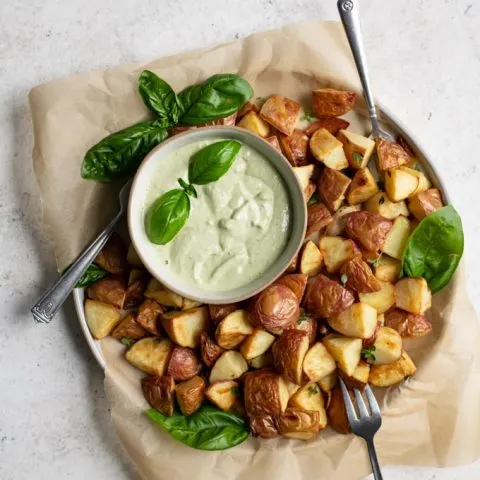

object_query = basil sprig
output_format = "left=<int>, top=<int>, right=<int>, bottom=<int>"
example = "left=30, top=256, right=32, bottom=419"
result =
left=75, top=263, right=108, bottom=288
left=146, top=140, right=241, bottom=245
left=81, top=71, right=253, bottom=182
left=146, top=406, right=249, bottom=450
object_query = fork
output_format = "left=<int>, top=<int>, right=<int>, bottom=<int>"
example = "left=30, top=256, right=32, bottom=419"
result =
left=31, top=180, right=132, bottom=324
left=339, top=378, right=384, bottom=480
left=337, top=0, right=396, bottom=142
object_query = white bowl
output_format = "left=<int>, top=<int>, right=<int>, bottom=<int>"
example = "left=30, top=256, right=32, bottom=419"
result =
left=127, top=126, right=307, bottom=305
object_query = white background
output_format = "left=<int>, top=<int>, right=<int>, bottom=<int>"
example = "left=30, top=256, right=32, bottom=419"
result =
left=1, top=0, right=480, bottom=478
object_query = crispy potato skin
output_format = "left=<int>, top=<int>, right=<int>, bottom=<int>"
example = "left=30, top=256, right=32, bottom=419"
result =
left=384, top=309, right=432, bottom=338
left=345, top=211, right=393, bottom=252
left=124, top=271, right=149, bottom=309
left=311, top=88, right=356, bottom=118
left=86, top=276, right=126, bottom=309
left=340, top=256, right=381, bottom=293
left=304, top=274, right=355, bottom=317
left=326, top=386, right=351, bottom=434
left=94, top=233, right=126, bottom=275
left=208, top=304, right=240, bottom=325
left=166, top=346, right=202, bottom=381
left=201, top=112, right=237, bottom=127
left=265, top=135, right=282, bottom=152
left=318, top=167, right=352, bottom=212
left=244, top=370, right=287, bottom=417
left=288, top=309, right=317, bottom=344
left=280, top=129, right=309, bottom=166
left=168, top=125, right=198, bottom=136
left=362, top=320, right=382, bottom=349
left=249, top=415, right=279, bottom=438
left=307, top=203, right=333, bottom=237
left=248, top=284, right=300, bottom=334
left=408, top=188, right=443, bottom=220
left=272, top=330, right=309, bottom=384
left=276, top=408, right=321, bottom=439
left=304, top=118, right=350, bottom=136
left=237, top=101, right=259, bottom=119
left=259, top=95, right=301, bottom=136
left=111, top=313, right=147, bottom=341
left=199, top=332, right=224, bottom=367
left=141, top=375, right=175, bottom=417
left=175, top=376, right=205, bottom=416
left=136, top=298, right=165, bottom=335
left=273, top=274, right=308, bottom=303
left=376, top=138, right=411, bottom=171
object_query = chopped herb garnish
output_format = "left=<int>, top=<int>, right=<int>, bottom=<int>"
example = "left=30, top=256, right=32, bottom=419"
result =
left=307, top=193, right=320, bottom=206
left=301, top=111, right=317, bottom=122
left=361, top=346, right=376, bottom=361
left=231, top=386, right=240, bottom=396
left=414, top=164, right=422, bottom=171
left=307, top=385, right=318, bottom=396
left=352, top=152, right=363, bottom=166
left=340, top=273, right=348, bottom=285
left=297, top=312, right=309, bottom=324
left=120, top=337, right=135, bottom=347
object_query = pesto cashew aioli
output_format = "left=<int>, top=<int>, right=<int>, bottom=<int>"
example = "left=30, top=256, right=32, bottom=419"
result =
left=143, top=139, right=291, bottom=291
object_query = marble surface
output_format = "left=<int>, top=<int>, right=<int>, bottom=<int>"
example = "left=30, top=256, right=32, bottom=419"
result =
left=1, top=0, right=480, bottom=478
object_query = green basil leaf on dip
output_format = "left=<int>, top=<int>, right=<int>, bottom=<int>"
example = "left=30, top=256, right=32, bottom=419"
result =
left=146, top=405, right=249, bottom=451
left=81, top=121, right=168, bottom=182
left=401, top=205, right=464, bottom=293
left=179, top=74, right=254, bottom=125
left=188, top=140, right=241, bottom=185
left=146, top=189, right=190, bottom=245
left=75, top=264, right=108, bottom=288
left=138, top=70, right=183, bottom=125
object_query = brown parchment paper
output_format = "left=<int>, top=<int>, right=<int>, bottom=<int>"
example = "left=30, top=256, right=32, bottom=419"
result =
left=30, top=20, right=480, bottom=480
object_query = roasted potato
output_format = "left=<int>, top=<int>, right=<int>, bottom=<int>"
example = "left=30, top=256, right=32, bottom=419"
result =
left=374, top=255, right=401, bottom=283
left=277, top=408, right=322, bottom=440
left=265, top=135, right=282, bottom=152
left=318, top=167, right=352, bottom=211
left=84, top=299, right=121, bottom=339
left=319, top=236, right=360, bottom=273
left=141, top=375, right=175, bottom=416
left=325, top=205, right=361, bottom=236
left=338, top=361, right=370, bottom=390
left=249, top=415, right=279, bottom=439
left=168, top=125, right=197, bottom=136
left=175, top=376, right=205, bottom=416
left=237, top=111, right=271, bottom=137
left=244, top=370, right=289, bottom=416
left=369, top=351, right=416, bottom=387
left=280, top=129, right=309, bottom=166
left=144, top=278, right=184, bottom=309
left=369, top=326, right=402, bottom=365
left=347, top=167, right=379, bottom=204
left=304, top=274, right=355, bottom=317
left=364, top=192, right=410, bottom=220
left=376, top=138, right=411, bottom=171
left=111, top=312, right=146, bottom=341
left=209, top=351, right=248, bottom=383
left=306, top=203, right=333, bottom=237
left=311, top=88, right=356, bottom=118
left=326, top=386, right=351, bottom=434
left=199, top=332, right=224, bottom=367
left=161, top=306, right=209, bottom=348
left=299, top=240, right=323, bottom=276
left=94, top=233, right=126, bottom=274
left=136, top=298, right=165, bottom=335
left=239, top=328, right=275, bottom=360
left=385, top=168, right=419, bottom=202
left=86, top=276, right=126, bottom=309
left=304, top=117, right=350, bottom=136
left=274, top=274, right=308, bottom=303
left=201, top=112, right=237, bottom=126
left=337, top=129, right=375, bottom=169
left=404, top=166, right=431, bottom=196
left=290, top=310, right=317, bottom=344
left=345, top=211, right=393, bottom=252
left=259, top=95, right=301, bottom=136
left=288, top=383, right=326, bottom=416
left=323, top=334, right=362, bottom=376
left=248, top=284, right=299, bottom=335
left=327, top=303, right=378, bottom=339
left=125, top=338, right=173, bottom=376
left=287, top=252, right=299, bottom=273
left=126, top=242, right=143, bottom=268
left=381, top=216, right=411, bottom=259
left=166, top=346, right=202, bottom=381
left=183, top=298, right=202, bottom=310
left=302, top=342, right=336, bottom=382
left=318, top=370, right=338, bottom=393
left=394, top=278, right=432, bottom=314
left=215, top=310, right=253, bottom=349
left=272, top=330, right=310, bottom=384
left=310, top=128, right=349, bottom=170
left=339, top=256, right=381, bottom=293
left=206, top=380, right=239, bottom=411
left=362, top=320, right=382, bottom=349
left=282, top=378, right=300, bottom=398
left=408, top=188, right=443, bottom=220
left=358, top=280, right=396, bottom=314
left=304, top=182, right=316, bottom=203
left=248, top=351, right=274, bottom=369
left=384, top=308, right=432, bottom=338
left=124, top=269, right=149, bottom=309
left=237, top=101, right=259, bottom=119
left=293, top=164, right=315, bottom=200
left=208, top=303, right=240, bottom=325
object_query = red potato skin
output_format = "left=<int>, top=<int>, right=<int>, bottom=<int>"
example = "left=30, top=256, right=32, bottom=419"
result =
left=272, top=330, right=309, bottom=384
left=273, top=274, right=308, bottom=303
left=280, top=129, right=310, bottom=167
left=288, top=309, right=317, bottom=344
left=237, top=101, right=259, bottom=119
left=345, top=211, right=393, bottom=252
left=384, top=309, right=433, bottom=338
left=136, top=298, right=165, bottom=335
left=244, top=370, right=286, bottom=417
left=124, top=271, right=149, bottom=309
left=199, top=332, right=224, bottom=367
left=141, top=375, right=176, bottom=417
left=303, top=274, right=355, bottom=318
left=94, top=233, right=126, bottom=275
left=339, top=256, right=381, bottom=293
left=86, top=276, right=126, bottom=309
left=362, top=320, right=382, bottom=349
left=276, top=408, right=321, bottom=437
left=208, top=304, right=240, bottom=325
left=307, top=203, right=333, bottom=237
left=327, top=386, right=351, bottom=434
left=312, top=89, right=357, bottom=118
left=166, top=346, right=202, bottom=381
left=265, top=136, right=282, bottom=152
left=248, top=284, right=300, bottom=334
left=249, top=415, right=279, bottom=438
left=175, top=376, right=206, bottom=416
left=304, top=118, right=350, bottom=137
left=111, top=314, right=147, bottom=341
left=201, top=112, right=237, bottom=127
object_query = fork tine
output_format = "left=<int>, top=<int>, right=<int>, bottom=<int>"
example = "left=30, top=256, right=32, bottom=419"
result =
left=364, top=385, right=381, bottom=417
left=339, top=378, right=357, bottom=423
left=354, top=388, right=369, bottom=418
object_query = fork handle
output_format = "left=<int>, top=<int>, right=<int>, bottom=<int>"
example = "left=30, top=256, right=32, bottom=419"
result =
left=31, top=210, right=123, bottom=324
left=366, top=439, right=383, bottom=480
left=337, top=0, right=380, bottom=134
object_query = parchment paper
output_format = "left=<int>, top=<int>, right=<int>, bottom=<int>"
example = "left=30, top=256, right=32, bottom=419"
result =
left=29, top=20, right=480, bottom=480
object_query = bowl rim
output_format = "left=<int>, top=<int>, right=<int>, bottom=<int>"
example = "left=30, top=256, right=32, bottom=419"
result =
left=127, top=125, right=308, bottom=304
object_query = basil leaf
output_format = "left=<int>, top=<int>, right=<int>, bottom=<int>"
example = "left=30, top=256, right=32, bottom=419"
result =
left=146, top=405, right=249, bottom=450
left=178, top=178, right=197, bottom=198
left=75, top=264, right=107, bottom=288
left=307, top=193, right=320, bottom=206
left=138, top=70, right=182, bottom=125
left=361, top=346, right=376, bottom=361
left=179, top=74, right=253, bottom=125
left=188, top=140, right=241, bottom=185
left=146, top=189, right=190, bottom=245
left=81, top=121, right=168, bottom=182
left=401, top=205, right=464, bottom=293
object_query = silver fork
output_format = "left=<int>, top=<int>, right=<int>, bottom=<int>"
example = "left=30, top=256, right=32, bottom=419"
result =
left=339, top=378, right=384, bottom=480
left=31, top=180, right=132, bottom=324
left=337, top=0, right=396, bottom=142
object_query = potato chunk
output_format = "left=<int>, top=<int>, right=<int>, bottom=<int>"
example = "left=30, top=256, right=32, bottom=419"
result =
left=166, top=346, right=202, bottom=381
left=337, top=129, right=375, bottom=169
left=161, top=306, right=209, bottom=347
left=209, top=351, right=248, bottom=383
left=304, top=117, right=350, bottom=136
left=94, top=234, right=126, bottom=274
left=325, top=205, right=361, bottom=236
left=323, top=334, right=362, bottom=376
left=359, top=281, right=396, bottom=314
left=244, top=370, right=289, bottom=416
left=384, top=308, right=432, bottom=338
left=237, top=111, right=271, bottom=137
left=381, top=216, right=411, bottom=259
left=302, top=342, right=336, bottom=382
left=249, top=415, right=279, bottom=439
left=385, top=168, right=419, bottom=202
left=215, top=310, right=253, bottom=349
left=175, top=376, right=205, bottom=416
left=272, top=330, right=310, bottom=384
left=374, top=255, right=401, bottom=283
left=208, top=303, right=240, bottom=325
left=299, top=240, right=323, bottom=276
left=280, top=129, right=309, bottom=166
left=248, top=351, right=273, bottom=369
left=199, top=332, right=224, bottom=367
left=289, top=383, right=326, bottom=416
left=345, top=211, right=393, bottom=252
left=290, top=310, right=317, bottom=344
left=206, top=380, right=239, bottom=411
left=260, top=95, right=301, bottom=136
left=86, top=276, right=126, bottom=309
left=347, top=168, right=379, bottom=204
left=311, top=88, right=356, bottom=118
left=394, top=278, right=432, bottom=314
left=338, top=361, right=370, bottom=390
left=239, top=328, right=275, bottom=360
left=293, top=165, right=315, bottom=201
left=319, top=236, right=360, bottom=273
left=403, top=166, right=431, bottom=196
left=318, top=371, right=338, bottom=393
left=408, top=188, right=444, bottom=220
left=340, top=256, right=381, bottom=293
left=306, top=203, right=333, bottom=237
left=142, top=375, right=175, bottom=416
left=111, top=312, right=146, bottom=341
left=310, top=128, right=348, bottom=170
left=84, top=299, right=121, bottom=340
left=144, top=278, right=184, bottom=308
left=273, top=274, right=308, bottom=303
left=370, top=326, right=402, bottom=365
left=369, top=351, right=416, bottom=387
left=376, top=138, right=411, bottom=171
left=265, top=135, right=281, bottom=152
left=125, top=338, right=173, bottom=376
left=136, top=298, right=165, bottom=335
left=318, top=167, right=351, bottom=212
left=328, top=303, right=378, bottom=339
left=364, top=192, right=409, bottom=220
left=277, top=408, right=322, bottom=440
left=327, top=386, right=351, bottom=434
